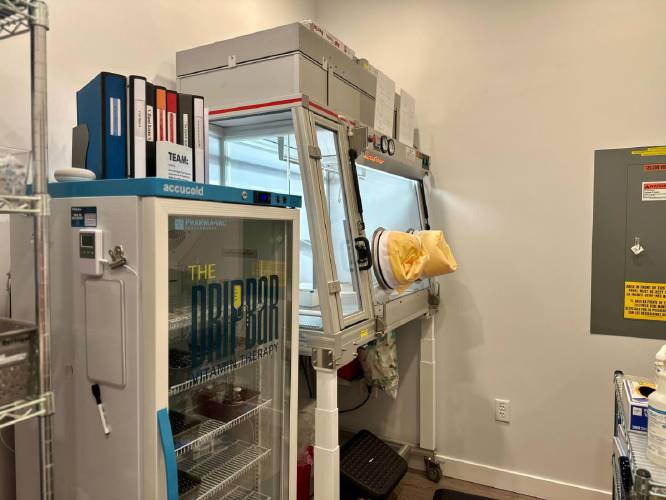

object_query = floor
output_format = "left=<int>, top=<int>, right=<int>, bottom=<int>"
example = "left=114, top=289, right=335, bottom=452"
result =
left=389, top=470, right=543, bottom=500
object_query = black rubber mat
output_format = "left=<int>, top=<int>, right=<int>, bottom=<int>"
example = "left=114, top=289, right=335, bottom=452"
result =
left=433, top=489, right=492, bottom=500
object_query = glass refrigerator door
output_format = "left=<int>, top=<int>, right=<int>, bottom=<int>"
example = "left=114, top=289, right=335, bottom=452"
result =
left=166, top=212, right=294, bottom=500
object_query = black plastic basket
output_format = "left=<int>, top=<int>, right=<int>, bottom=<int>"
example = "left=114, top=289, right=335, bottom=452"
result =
left=340, top=429, right=408, bottom=499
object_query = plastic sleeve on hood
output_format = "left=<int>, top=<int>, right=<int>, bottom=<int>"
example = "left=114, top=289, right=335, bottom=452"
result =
left=415, top=230, right=458, bottom=277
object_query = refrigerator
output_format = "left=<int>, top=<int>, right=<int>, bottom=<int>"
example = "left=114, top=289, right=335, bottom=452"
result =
left=10, top=178, right=300, bottom=500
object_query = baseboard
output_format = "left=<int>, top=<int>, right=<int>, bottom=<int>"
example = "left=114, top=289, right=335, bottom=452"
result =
left=408, top=451, right=610, bottom=500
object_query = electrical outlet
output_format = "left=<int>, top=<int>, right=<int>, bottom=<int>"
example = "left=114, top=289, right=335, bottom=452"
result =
left=495, top=399, right=511, bottom=423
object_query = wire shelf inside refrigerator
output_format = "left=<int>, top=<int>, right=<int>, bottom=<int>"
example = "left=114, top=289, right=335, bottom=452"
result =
left=174, top=399, right=272, bottom=457
left=170, top=354, right=264, bottom=397
left=222, top=486, right=271, bottom=500
left=169, top=308, right=192, bottom=332
left=179, top=440, right=271, bottom=500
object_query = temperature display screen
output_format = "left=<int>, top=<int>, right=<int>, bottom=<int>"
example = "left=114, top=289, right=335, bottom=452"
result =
left=253, top=191, right=272, bottom=204
left=80, top=233, right=95, bottom=248
left=79, top=232, right=96, bottom=259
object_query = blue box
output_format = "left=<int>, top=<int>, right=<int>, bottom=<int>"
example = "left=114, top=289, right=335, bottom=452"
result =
left=624, top=376, right=655, bottom=432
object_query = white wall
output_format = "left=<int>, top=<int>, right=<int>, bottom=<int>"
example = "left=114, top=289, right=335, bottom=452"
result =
left=321, top=1, right=666, bottom=498
left=0, top=1, right=314, bottom=498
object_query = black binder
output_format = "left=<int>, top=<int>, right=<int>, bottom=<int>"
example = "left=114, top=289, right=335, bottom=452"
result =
left=177, top=93, right=194, bottom=148
left=145, top=82, right=156, bottom=177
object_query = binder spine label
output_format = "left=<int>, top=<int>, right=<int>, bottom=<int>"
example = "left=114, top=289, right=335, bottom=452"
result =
left=110, top=97, right=122, bottom=136
left=168, top=111, right=176, bottom=142
left=135, top=99, right=145, bottom=138
left=195, top=117, right=204, bottom=149
left=158, top=109, right=166, bottom=141
left=183, top=115, right=189, bottom=147
left=146, top=105, right=154, bottom=142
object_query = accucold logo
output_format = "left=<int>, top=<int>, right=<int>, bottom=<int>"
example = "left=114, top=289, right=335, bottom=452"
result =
left=163, top=183, right=204, bottom=197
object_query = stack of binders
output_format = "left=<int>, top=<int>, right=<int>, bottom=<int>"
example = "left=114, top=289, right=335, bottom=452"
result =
left=76, top=72, right=208, bottom=182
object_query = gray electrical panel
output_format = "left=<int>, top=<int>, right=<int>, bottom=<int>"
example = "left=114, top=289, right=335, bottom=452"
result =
left=592, top=146, right=666, bottom=338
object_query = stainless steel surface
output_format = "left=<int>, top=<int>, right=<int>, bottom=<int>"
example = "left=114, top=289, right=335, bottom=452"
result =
left=381, top=288, right=430, bottom=332
left=350, top=126, right=428, bottom=181
left=301, top=317, right=376, bottom=366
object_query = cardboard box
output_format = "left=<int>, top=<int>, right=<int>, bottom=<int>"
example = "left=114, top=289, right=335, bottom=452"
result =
left=623, top=375, right=656, bottom=432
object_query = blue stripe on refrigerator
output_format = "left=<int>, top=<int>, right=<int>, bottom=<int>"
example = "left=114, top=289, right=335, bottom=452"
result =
left=157, top=408, right=179, bottom=500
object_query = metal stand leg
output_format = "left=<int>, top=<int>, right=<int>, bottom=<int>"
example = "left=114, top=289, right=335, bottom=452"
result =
left=420, top=315, right=442, bottom=482
left=30, top=3, right=54, bottom=499
left=420, top=315, right=436, bottom=449
left=314, top=366, right=339, bottom=500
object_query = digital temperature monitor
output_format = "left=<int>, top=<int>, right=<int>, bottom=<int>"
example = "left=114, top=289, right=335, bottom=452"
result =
left=253, top=191, right=272, bottom=204
left=79, top=229, right=104, bottom=276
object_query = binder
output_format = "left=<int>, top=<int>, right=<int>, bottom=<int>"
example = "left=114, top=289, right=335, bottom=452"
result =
left=145, top=82, right=156, bottom=177
left=193, top=96, right=205, bottom=183
left=166, top=90, right=178, bottom=143
left=177, top=93, right=193, bottom=148
left=203, top=106, right=210, bottom=184
left=128, top=75, right=146, bottom=178
left=155, top=86, right=167, bottom=143
left=76, top=72, right=127, bottom=179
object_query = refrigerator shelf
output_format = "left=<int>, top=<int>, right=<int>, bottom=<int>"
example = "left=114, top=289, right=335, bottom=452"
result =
left=169, top=309, right=192, bottom=332
left=180, top=440, right=271, bottom=500
left=175, top=399, right=272, bottom=456
left=170, top=355, right=263, bottom=397
left=222, top=486, right=271, bottom=500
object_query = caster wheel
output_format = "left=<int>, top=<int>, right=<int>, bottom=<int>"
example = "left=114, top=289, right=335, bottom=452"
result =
left=425, top=455, right=442, bottom=482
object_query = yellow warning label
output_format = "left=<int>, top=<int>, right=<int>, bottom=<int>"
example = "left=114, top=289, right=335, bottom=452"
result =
left=359, top=328, right=369, bottom=340
left=233, top=284, right=242, bottom=309
left=632, top=146, right=666, bottom=157
left=624, top=281, right=666, bottom=321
